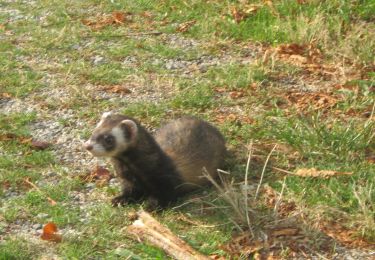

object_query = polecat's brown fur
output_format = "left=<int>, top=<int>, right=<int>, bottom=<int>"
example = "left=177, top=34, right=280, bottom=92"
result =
left=155, top=117, right=226, bottom=193
left=84, top=112, right=226, bottom=208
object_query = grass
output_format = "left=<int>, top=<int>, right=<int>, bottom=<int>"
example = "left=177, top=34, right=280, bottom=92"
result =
left=0, top=0, right=374, bottom=258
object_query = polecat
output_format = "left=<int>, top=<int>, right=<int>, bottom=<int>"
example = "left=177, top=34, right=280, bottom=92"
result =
left=84, top=112, right=226, bottom=208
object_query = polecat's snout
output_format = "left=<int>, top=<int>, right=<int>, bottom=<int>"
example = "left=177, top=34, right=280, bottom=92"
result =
left=83, top=141, right=93, bottom=151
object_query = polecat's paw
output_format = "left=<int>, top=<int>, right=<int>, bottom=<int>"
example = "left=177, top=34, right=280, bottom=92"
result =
left=143, top=197, right=170, bottom=212
left=143, top=197, right=160, bottom=212
left=111, top=195, right=129, bottom=207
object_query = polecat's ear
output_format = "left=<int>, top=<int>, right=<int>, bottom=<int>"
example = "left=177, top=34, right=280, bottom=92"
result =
left=96, top=111, right=114, bottom=127
left=120, top=119, right=138, bottom=140
left=101, top=111, right=113, bottom=119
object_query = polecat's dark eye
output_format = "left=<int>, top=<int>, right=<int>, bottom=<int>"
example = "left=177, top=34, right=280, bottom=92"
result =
left=103, top=135, right=114, bottom=145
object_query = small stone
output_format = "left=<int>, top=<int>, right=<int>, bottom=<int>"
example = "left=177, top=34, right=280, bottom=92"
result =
left=92, top=55, right=105, bottom=65
left=122, top=56, right=137, bottom=65
left=199, top=66, right=208, bottom=73
left=109, top=178, right=118, bottom=185
left=151, top=59, right=162, bottom=66
left=71, top=44, right=80, bottom=50
left=86, top=183, right=95, bottom=189
left=33, top=223, right=43, bottom=230
left=46, top=172, right=57, bottom=177
left=36, top=213, right=49, bottom=219
left=165, top=61, right=175, bottom=70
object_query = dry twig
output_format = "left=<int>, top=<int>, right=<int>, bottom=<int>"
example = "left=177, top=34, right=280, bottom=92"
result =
left=127, top=211, right=209, bottom=260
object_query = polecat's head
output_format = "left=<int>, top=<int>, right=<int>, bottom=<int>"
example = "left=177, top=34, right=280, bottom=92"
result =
left=84, top=112, right=138, bottom=157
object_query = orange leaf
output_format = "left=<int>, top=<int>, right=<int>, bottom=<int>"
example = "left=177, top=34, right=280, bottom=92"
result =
left=81, top=165, right=112, bottom=185
left=229, top=91, right=244, bottom=99
left=94, top=165, right=111, bottom=180
left=112, top=11, right=126, bottom=24
left=43, top=222, right=58, bottom=233
left=41, top=222, right=62, bottom=243
left=100, top=85, right=131, bottom=95
left=1, top=92, right=12, bottom=98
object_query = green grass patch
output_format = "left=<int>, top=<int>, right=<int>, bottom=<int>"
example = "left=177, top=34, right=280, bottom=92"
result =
left=171, top=85, right=215, bottom=111
left=0, top=238, right=43, bottom=260
left=206, top=64, right=267, bottom=90
left=263, top=115, right=373, bottom=163
left=0, top=50, right=44, bottom=97
left=0, top=112, right=36, bottom=136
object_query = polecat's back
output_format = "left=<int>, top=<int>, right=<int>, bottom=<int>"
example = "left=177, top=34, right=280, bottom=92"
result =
left=154, top=117, right=226, bottom=193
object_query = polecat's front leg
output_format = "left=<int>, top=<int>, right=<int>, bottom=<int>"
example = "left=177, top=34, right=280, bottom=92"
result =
left=110, top=159, right=145, bottom=206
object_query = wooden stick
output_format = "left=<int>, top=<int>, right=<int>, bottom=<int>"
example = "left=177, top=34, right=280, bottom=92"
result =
left=127, top=211, right=210, bottom=260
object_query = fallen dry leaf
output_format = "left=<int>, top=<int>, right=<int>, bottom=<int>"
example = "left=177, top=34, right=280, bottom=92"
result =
left=2, top=180, right=11, bottom=190
left=229, top=91, right=245, bottom=99
left=319, top=221, right=374, bottom=249
left=289, top=54, right=307, bottom=64
left=19, top=137, right=33, bottom=145
left=3, top=135, right=51, bottom=150
left=214, top=112, right=254, bottom=125
left=100, top=85, right=132, bottom=95
left=81, top=165, right=112, bottom=187
left=271, top=227, right=299, bottom=237
left=176, top=20, right=196, bottom=33
left=231, top=6, right=246, bottom=23
left=0, top=133, right=18, bottom=141
left=214, top=87, right=228, bottom=93
left=277, top=43, right=305, bottom=56
left=1, top=92, right=12, bottom=98
left=140, top=11, right=153, bottom=19
left=112, top=11, right=126, bottom=24
left=230, top=4, right=259, bottom=24
left=262, top=184, right=297, bottom=216
left=30, top=140, right=51, bottom=150
left=283, top=92, right=339, bottom=112
left=276, top=43, right=323, bottom=65
left=366, top=155, right=375, bottom=164
left=93, top=165, right=111, bottom=180
left=221, top=233, right=264, bottom=257
left=209, top=254, right=226, bottom=260
left=82, top=11, right=129, bottom=30
left=293, top=168, right=352, bottom=178
left=41, top=222, right=62, bottom=243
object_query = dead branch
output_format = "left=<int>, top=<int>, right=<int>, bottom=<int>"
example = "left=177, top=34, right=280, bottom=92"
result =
left=126, top=210, right=210, bottom=260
